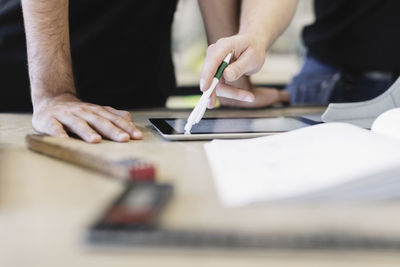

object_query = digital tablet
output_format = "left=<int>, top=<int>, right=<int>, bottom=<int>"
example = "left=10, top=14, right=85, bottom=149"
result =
left=149, top=117, right=318, bottom=141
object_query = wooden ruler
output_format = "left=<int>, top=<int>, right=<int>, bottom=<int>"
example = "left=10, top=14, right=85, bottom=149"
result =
left=26, top=134, right=156, bottom=181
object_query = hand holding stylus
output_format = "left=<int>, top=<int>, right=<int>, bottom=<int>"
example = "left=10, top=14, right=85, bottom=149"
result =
left=185, top=52, right=236, bottom=133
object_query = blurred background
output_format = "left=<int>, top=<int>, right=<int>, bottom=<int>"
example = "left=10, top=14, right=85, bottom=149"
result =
left=170, top=0, right=314, bottom=105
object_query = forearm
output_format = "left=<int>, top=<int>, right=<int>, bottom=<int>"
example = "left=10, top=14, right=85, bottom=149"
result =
left=239, top=0, right=298, bottom=51
left=198, top=0, right=240, bottom=43
left=199, top=0, right=254, bottom=101
left=21, top=0, right=76, bottom=108
left=198, top=0, right=295, bottom=108
left=21, top=1, right=142, bottom=143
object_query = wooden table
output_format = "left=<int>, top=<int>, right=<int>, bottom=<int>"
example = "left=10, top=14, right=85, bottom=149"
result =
left=1, top=107, right=400, bottom=267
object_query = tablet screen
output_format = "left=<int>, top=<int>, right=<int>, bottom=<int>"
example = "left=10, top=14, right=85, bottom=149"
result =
left=163, top=117, right=310, bottom=134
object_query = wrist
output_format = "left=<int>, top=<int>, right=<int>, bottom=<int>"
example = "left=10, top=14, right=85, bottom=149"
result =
left=32, top=91, right=78, bottom=112
left=238, top=26, right=271, bottom=52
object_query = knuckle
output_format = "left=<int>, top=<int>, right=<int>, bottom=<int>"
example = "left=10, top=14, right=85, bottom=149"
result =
left=230, top=65, right=240, bottom=77
left=90, top=115, right=104, bottom=125
left=246, top=48, right=256, bottom=57
left=208, top=43, right=216, bottom=50
left=120, top=111, right=132, bottom=120
left=234, top=64, right=242, bottom=74
left=83, top=103, right=99, bottom=111
left=216, top=37, right=228, bottom=45
left=73, top=106, right=86, bottom=113
left=92, top=106, right=105, bottom=113
left=111, top=116, right=125, bottom=126
left=206, top=44, right=216, bottom=56
left=84, top=102, right=98, bottom=109
left=56, top=110, right=70, bottom=118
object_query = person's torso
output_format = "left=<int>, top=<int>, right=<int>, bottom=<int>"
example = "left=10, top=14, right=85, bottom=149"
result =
left=303, top=0, right=400, bottom=72
left=0, top=0, right=178, bottom=110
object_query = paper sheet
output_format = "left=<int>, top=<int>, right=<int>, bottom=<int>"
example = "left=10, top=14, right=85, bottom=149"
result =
left=204, top=123, right=400, bottom=207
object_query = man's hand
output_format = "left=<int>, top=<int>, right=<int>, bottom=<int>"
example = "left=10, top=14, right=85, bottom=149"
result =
left=198, top=0, right=298, bottom=108
left=217, top=76, right=289, bottom=108
left=32, top=93, right=142, bottom=143
left=22, top=0, right=142, bottom=143
left=200, top=33, right=267, bottom=108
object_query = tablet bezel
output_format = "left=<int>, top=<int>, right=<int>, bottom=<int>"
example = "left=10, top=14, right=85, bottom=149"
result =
left=149, top=117, right=319, bottom=141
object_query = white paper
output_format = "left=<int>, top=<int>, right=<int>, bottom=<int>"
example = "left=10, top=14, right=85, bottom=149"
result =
left=372, top=108, right=400, bottom=141
left=204, top=123, right=400, bottom=207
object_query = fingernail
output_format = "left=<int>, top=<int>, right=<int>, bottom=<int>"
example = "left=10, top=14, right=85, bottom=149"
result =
left=118, top=133, right=129, bottom=141
left=243, top=96, right=254, bottom=102
left=90, top=134, right=101, bottom=143
left=200, top=79, right=205, bottom=90
left=133, top=130, right=142, bottom=139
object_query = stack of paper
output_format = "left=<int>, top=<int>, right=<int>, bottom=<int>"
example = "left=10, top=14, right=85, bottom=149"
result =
left=204, top=122, right=400, bottom=207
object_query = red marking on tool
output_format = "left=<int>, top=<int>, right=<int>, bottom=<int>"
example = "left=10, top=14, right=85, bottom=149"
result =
left=129, top=164, right=156, bottom=182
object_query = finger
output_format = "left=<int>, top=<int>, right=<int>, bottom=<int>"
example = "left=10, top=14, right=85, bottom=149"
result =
left=208, top=77, right=227, bottom=108
left=215, top=82, right=255, bottom=102
left=74, top=111, right=130, bottom=142
left=207, top=89, right=217, bottom=109
left=103, top=106, right=134, bottom=123
left=200, top=40, right=234, bottom=92
left=220, top=87, right=281, bottom=108
left=102, top=107, right=142, bottom=139
left=41, top=117, right=69, bottom=138
left=223, top=50, right=257, bottom=82
left=55, top=114, right=102, bottom=143
left=95, top=108, right=142, bottom=139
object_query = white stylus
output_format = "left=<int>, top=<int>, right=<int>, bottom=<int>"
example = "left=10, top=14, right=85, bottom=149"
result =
left=184, top=52, right=233, bottom=133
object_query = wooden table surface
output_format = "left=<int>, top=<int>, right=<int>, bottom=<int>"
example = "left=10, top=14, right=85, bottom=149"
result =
left=1, top=107, right=400, bottom=267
